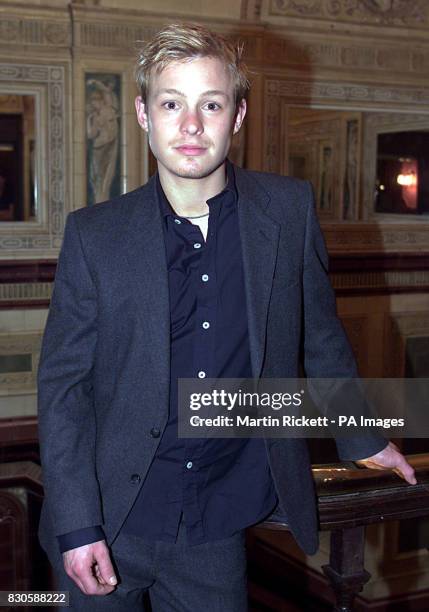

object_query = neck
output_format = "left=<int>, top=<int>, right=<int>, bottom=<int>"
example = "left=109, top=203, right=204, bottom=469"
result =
left=158, top=162, right=227, bottom=217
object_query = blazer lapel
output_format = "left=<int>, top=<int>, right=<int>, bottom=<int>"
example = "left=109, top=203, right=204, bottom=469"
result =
left=234, top=165, right=280, bottom=379
left=123, top=176, right=170, bottom=392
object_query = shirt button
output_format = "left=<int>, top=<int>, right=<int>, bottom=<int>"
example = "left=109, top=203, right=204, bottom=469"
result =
left=150, top=427, right=160, bottom=438
left=130, top=474, right=141, bottom=485
left=202, top=321, right=210, bottom=329
left=174, top=218, right=181, bottom=224
left=201, top=274, right=209, bottom=282
left=194, top=243, right=202, bottom=249
left=186, top=461, right=193, bottom=469
left=198, top=371, right=206, bottom=379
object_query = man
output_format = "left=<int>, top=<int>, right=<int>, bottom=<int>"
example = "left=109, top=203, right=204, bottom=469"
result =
left=38, top=23, right=416, bottom=611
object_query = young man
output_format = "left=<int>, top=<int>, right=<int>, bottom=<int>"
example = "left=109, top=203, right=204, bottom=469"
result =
left=38, top=23, right=415, bottom=611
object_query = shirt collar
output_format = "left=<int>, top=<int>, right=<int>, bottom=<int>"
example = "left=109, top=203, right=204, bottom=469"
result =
left=156, top=159, right=236, bottom=220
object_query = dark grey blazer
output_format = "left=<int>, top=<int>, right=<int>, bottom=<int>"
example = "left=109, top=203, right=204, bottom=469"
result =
left=37, top=164, right=385, bottom=559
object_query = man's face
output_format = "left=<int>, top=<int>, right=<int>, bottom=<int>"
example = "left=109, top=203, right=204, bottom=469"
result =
left=135, top=56, right=246, bottom=181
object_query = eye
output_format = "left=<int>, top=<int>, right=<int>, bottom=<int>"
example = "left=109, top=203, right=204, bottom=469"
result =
left=203, top=102, right=221, bottom=111
left=162, top=101, right=179, bottom=110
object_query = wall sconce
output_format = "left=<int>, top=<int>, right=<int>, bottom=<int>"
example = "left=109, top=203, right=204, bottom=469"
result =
left=397, top=172, right=417, bottom=187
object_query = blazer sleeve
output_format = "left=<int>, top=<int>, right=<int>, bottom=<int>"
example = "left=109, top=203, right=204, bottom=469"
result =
left=38, top=212, right=104, bottom=536
left=301, top=181, right=388, bottom=461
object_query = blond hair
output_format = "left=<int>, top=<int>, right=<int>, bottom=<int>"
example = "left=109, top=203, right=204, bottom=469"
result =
left=135, top=23, right=250, bottom=106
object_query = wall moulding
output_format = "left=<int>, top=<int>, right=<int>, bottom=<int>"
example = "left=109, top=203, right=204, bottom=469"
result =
left=268, top=0, right=429, bottom=29
left=0, top=6, right=70, bottom=51
left=0, top=332, right=41, bottom=396
left=260, top=35, right=429, bottom=77
left=69, top=5, right=264, bottom=55
left=264, top=77, right=429, bottom=176
left=0, top=62, right=69, bottom=259
left=323, top=225, right=429, bottom=256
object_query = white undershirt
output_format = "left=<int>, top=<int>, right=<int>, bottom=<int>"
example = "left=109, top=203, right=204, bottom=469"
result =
left=186, top=215, right=209, bottom=241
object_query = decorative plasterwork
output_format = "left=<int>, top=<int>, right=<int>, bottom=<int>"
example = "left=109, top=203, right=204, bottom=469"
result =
left=0, top=333, right=41, bottom=395
left=263, top=37, right=429, bottom=75
left=323, top=225, right=429, bottom=254
left=267, top=79, right=429, bottom=105
left=0, top=63, right=67, bottom=256
left=270, top=0, right=429, bottom=27
left=331, top=270, right=429, bottom=291
left=71, top=15, right=261, bottom=60
left=0, top=283, right=52, bottom=305
left=264, top=77, right=429, bottom=175
left=74, top=21, right=157, bottom=52
left=0, top=16, right=70, bottom=47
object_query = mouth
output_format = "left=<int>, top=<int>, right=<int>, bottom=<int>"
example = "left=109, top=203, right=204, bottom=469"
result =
left=175, top=145, right=207, bottom=156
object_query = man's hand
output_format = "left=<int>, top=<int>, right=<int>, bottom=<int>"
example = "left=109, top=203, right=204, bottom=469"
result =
left=63, top=539, right=117, bottom=595
left=355, top=441, right=417, bottom=484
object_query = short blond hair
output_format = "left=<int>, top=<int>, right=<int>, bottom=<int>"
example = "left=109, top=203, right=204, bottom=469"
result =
left=135, top=23, right=250, bottom=106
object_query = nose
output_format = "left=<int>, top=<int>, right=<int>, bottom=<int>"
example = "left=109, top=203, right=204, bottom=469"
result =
left=180, top=110, right=203, bottom=136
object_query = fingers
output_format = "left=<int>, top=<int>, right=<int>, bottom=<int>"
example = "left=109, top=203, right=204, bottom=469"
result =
left=392, top=457, right=417, bottom=485
left=94, top=543, right=118, bottom=587
left=356, top=442, right=417, bottom=485
left=63, top=540, right=117, bottom=596
left=386, top=442, right=417, bottom=484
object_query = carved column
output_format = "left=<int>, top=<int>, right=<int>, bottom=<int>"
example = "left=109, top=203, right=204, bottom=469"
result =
left=322, top=527, right=371, bottom=612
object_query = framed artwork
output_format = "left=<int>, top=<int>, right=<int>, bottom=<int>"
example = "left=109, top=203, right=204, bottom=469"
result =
left=343, top=119, right=359, bottom=220
left=317, top=141, right=334, bottom=213
left=85, top=73, right=121, bottom=206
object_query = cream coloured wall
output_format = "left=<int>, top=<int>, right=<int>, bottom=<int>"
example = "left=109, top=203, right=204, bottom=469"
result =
left=0, top=0, right=243, bottom=19
left=1, top=3, right=429, bottom=604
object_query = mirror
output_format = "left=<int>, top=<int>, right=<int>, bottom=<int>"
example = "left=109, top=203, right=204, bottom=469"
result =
left=0, top=94, right=38, bottom=222
left=284, top=106, right=429, bottom=220
left=375, top=131, right=429, bottom=215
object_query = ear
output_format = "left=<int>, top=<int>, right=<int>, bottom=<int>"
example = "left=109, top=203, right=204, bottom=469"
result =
left=135, top=96, right=149, bottom=132
left=233, top=99, right=247, bottom=135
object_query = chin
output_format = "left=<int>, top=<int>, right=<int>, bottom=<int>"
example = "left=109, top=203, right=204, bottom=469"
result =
left=175, top=167, right=212, bottom=179
left=171, top=160, right=221, bottom=180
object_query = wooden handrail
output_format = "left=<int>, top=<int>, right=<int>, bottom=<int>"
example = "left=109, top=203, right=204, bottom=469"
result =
left=0, top=460, right=43, bottom=493
left=260, top=453, right=429, bottom=531
left=2, top=456, right=429, bottom=611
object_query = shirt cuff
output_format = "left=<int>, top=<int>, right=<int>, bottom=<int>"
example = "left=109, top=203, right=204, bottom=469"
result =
left=57, top=525, right=105, bottom=554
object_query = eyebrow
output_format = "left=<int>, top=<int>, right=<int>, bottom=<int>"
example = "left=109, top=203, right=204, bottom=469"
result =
left=155, top=88, right=230, bottom=99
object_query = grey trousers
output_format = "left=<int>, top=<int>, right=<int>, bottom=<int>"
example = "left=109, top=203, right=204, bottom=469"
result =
left=53, top=520, right=248, bottom=611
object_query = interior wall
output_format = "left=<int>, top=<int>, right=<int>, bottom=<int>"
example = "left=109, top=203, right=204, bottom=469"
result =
left=0, top=2, right=428, bottom=602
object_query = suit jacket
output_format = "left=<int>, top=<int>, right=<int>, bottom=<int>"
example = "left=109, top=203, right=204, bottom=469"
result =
left=37, top=164, right=386, bottom=559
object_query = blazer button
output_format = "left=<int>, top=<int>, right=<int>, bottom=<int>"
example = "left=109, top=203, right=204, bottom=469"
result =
left=150, top=427, right=160, bottom=438
left=130, top=474, right=141, bottom=485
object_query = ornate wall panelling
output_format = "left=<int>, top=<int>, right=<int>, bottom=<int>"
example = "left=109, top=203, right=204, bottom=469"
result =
left=0, top=63, right=70, bottom=259
left=0, top=6, right=71, bottom=259
left=264, top=79, right=429, bottom=175
left=0, top=332, right=41, bottom=397
left=257, top=2, right=429, bottom=255
left=263, top=76, right=429, bottom=253
left=0, top=6, right=71, bottom=55
left=267, top=1, right=429, bottom=29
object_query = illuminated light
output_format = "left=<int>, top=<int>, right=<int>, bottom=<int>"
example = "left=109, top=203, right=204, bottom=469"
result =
left=397, top=172, right=417, bottom=187
left=379, top=185, right=385, bottom=191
